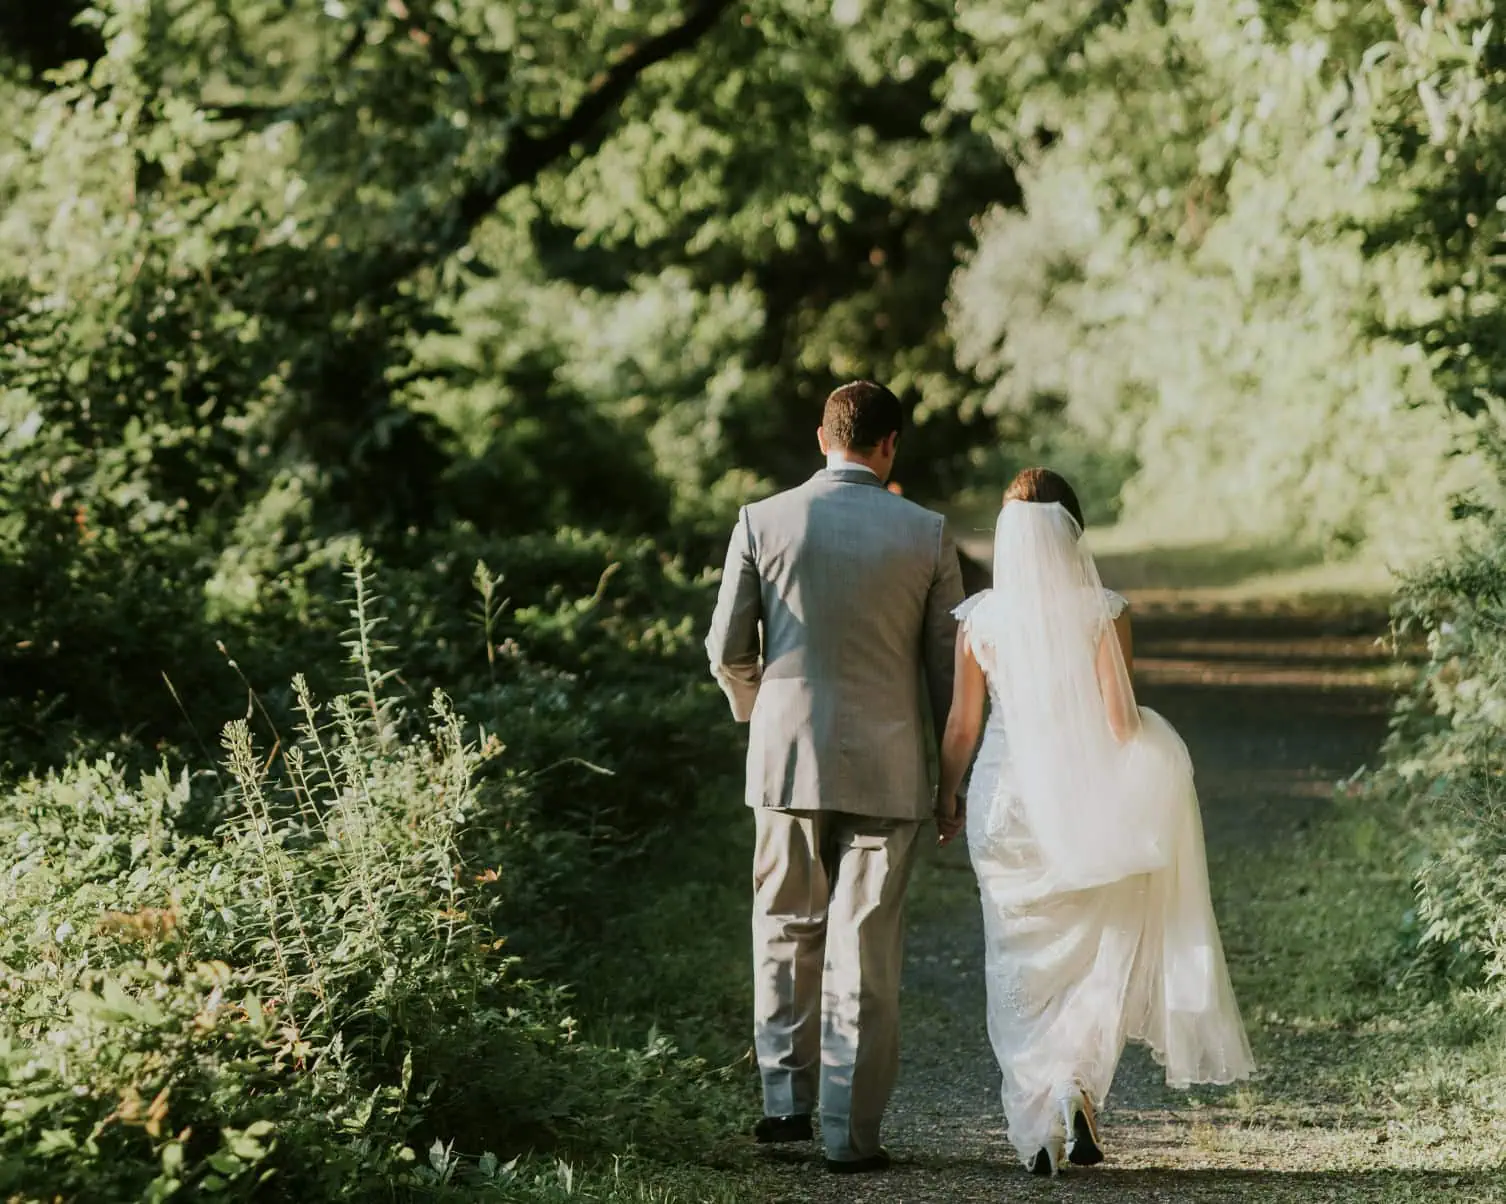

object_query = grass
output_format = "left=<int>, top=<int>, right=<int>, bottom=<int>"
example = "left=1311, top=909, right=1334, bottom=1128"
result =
left=432, top=1157, right=757, bottom=1202
left=1213, top=785, right=1506, bottom=1131
left=569, top=808, right=755, bottom=1064
left=529, top=768, right=766, bottom=1196
left=941, top=496, right=1406, bottom=606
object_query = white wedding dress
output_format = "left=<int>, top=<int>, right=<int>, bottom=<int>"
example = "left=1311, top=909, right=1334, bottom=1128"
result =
left=956, top=503, right=1254, bottom=1167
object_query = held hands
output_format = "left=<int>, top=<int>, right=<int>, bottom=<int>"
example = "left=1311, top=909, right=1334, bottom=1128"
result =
left=935, top=795, right=966, bottom=847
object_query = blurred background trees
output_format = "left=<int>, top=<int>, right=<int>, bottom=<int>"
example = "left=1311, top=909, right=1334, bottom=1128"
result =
left=10, top=1, right=1504, bottom=632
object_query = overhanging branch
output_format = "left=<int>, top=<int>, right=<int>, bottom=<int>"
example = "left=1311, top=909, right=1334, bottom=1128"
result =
left=213, top=1, right=734, bottom=292
left=425, top=0, right=737, bottom=277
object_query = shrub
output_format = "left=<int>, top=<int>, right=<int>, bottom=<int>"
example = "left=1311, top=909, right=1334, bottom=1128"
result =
left=1386, top=525, right=1506, bottom=1002
left=0, top=557, right=740, bottom=1202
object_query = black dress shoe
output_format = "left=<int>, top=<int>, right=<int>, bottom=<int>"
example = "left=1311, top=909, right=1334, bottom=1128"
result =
left=754, top=1114, right=812, bottom=1144
left=824, top=1148, right=891, bottom=1174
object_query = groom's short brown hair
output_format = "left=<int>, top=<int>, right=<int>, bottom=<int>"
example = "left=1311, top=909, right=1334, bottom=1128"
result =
left=822, top=380, right=904, bottom=451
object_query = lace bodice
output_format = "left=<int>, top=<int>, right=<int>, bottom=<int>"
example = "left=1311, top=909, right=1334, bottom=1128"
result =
left=953, top=587, right=1128, bottom=710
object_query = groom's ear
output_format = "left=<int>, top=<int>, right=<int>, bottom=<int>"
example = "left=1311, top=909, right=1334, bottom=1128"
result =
left=880, top=430, right=899, bottom=458
left=817, top=426, right=832, bottom=455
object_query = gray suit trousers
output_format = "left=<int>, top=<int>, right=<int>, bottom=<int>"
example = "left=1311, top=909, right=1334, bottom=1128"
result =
left=752, top=808, right=922, bottom=1161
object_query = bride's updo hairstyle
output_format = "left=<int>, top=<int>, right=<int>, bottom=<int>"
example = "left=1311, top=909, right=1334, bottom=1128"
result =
left=1003, top=467, right=1085, bottom=533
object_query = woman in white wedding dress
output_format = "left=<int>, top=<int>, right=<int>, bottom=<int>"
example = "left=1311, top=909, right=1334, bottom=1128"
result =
left=936, top=468, right=1254, bottom=1176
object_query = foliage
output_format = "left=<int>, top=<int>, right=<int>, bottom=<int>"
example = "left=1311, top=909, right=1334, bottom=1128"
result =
left=0, top=0, right=1023, bottom=767
left=1384, top=526, right=1506, bottom=999
left=0, top=559, right=743, bottom=1202
left=945, top=0, right=1494, bottom=559
left=1364, top=3, right=1506, bottom=1012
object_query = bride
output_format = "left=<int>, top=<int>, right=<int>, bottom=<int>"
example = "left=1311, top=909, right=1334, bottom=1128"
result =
left=935, top=468, right=1254, bottom=1175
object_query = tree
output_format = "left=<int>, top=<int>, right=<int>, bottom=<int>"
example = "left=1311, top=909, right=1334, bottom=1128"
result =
left=944, top=0, right=1489, bottom=556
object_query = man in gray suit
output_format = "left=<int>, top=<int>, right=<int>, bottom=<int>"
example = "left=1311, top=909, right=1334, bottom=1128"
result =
left=705, top=380, right=965, bottom=1173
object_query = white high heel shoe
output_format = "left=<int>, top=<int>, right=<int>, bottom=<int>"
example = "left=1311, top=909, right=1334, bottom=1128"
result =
left=1025, top=1110, right=1068, bottom=1178
left=1061, top=1086, right=1104, bottom=1167
left=1025, top=1136, right=1064, bottom=1177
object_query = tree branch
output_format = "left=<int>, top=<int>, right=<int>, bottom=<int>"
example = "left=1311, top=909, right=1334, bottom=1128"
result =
left=434, top=0, right=736, bottom=269
left=214, top=2, right=733, bottom=292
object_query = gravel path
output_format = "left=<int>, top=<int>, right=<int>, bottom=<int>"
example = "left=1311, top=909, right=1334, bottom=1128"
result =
left=746, top=599, right=1506, bottom=1203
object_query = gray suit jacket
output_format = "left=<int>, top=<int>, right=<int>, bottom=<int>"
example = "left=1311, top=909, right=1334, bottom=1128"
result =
left=705, top=468, right=965, bottom=820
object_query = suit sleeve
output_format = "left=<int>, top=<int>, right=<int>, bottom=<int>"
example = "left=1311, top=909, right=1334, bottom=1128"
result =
left=923, top=517, right=966, bottom=738
left=705, top=507, right=764, bottom=723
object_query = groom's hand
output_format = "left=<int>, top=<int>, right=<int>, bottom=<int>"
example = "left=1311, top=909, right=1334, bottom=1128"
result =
left=935, top=797, right=965, bottom=846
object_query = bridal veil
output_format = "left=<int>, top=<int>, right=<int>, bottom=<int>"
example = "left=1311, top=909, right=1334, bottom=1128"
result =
left=966, top=500, right=1254, bottom=1093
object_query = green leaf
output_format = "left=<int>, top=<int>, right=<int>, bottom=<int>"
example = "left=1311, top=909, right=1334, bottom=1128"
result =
left=34, top=1129, right=78, bottom=1155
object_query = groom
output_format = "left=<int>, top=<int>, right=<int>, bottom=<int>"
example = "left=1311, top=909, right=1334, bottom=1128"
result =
left=705, top=380, right=964, bottom=1172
